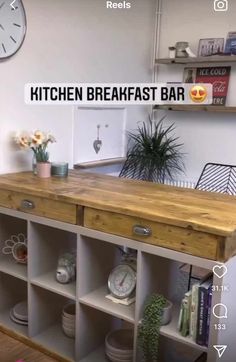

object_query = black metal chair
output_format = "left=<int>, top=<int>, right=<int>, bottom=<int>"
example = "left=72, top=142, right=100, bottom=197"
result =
left=187, top=162, right=236, bottom=290
left=195, top=162, right=236, bottom=195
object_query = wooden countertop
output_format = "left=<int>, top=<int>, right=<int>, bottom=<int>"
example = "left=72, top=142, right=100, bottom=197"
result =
left=0, top=171, right=236, bottom=237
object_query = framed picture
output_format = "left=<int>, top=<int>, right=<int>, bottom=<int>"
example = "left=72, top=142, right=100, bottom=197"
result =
left=73, top=107, right=127, bottom=164
left=198, top=38, right=224, bottom=57
left=183, top=68, right=197, bottom=83
left=225, top=32, right=236, bottom=55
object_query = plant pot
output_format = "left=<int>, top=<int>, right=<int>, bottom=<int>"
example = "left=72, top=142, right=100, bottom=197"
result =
left=36, top=162, right=51, bottom=178
left=161, top=300, right=173, bottom=326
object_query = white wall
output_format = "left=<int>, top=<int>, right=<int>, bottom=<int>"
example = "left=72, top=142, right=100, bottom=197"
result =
left=157, top=0, right=236, bottom=181
left=0, top=0, right=156, bottom=173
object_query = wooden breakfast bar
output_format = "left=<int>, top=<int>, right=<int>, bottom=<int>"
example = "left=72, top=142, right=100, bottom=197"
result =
left=0, top=171, right=235, bottom=361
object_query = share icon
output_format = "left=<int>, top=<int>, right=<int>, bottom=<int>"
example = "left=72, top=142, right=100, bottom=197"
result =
left=213, top=345, right=227, bottom=358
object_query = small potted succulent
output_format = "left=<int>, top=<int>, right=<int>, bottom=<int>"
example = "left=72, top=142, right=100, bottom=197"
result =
left=15, top=130, right=56, bottom=178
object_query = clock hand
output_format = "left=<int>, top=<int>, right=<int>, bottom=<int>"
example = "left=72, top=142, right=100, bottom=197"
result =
left=0, top=2, right=5, bottom=10
left=119, top=272, right=128, bottom=287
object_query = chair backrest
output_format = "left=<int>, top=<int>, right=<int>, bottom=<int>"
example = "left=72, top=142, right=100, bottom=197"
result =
left=195, top=163, right=236, bottom=195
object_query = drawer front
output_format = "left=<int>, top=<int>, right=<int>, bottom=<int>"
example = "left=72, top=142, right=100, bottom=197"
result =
left=0, top=190, right=79, bottom=224
left=84, top=208, right=223, bottom=260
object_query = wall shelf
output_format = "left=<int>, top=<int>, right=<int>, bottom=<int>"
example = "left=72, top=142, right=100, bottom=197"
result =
left=156, top=55, right=236, bottom=65
left=74, top=157, right=126, bottom=170
left=155, top=105, right=236, bottom=113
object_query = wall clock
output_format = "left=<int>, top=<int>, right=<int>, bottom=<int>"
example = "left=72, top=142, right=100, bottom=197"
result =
left=0, top=0, right=26, bottom=59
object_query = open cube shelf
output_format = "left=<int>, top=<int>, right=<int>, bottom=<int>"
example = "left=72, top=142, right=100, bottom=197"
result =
left=78, top=236, right=136, bottom=323
left=0, top=273, right=28, bottom=336
left=0, top=213, right=27, bottom=281
left=29, top=222, right=77, bottom=299
left=0, top=207, right=231, bottom=362
left=77, top=304, right=134, bottom=361
left=29, top=285, right=76, bottom=360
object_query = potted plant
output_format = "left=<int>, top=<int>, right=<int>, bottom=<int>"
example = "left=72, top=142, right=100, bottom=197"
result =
left=138, top=293, right=172, bottom=362
left=15, top=130, right=56, bottom=178
left=119, top=117, right=184, bottom=183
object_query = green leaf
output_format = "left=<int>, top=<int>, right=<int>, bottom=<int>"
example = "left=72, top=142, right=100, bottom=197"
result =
left=138, top=293, right=167, bottom=361
left=120, top=116, right=185, bottom=183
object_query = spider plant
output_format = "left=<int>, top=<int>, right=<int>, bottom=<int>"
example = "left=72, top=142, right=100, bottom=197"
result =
left=119, top=117, right=184, bottom=183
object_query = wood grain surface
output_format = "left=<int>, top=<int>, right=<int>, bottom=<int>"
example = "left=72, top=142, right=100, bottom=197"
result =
left=84, top=208, right=224, bottom=260
left=0, top=331, right=58, bottom=362
left=0, top=171, right=235, bottom=236
left=0, top=190, right=78, bottom=224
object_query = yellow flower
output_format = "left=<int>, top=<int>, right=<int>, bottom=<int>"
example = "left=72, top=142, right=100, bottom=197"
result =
left=18, top=136, right=30, bottom=149
left=31, top=130, right=45, bottom=146
left=14, top=134, right=30, bottom=148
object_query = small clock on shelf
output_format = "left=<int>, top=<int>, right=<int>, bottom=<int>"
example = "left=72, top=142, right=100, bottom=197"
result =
left=107, top=250, right=137, bottom=306
left=0, top=0, right=27, bottom=59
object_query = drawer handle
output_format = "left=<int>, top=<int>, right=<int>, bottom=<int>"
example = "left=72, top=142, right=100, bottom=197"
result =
left=20, top=200, right=35, bottom=210
left=133, top=225, right=152, bottom=237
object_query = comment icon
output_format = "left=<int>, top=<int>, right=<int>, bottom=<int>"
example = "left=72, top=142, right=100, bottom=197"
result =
left=213, top=303, right=228, bottom=319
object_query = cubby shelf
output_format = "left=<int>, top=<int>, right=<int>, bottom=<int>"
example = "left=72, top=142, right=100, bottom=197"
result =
left=79, top=346, right=106, bottom=362
left=0, top=256, right=27, bottom=282
left=159, top=305, right=208, bottom=353
left=0, top=207, right=232, bottom=362
left=0, top=308, right=28, bottom=337
left=79, top=285, right=135, bottom=324
left=33, top=323, right=75, bottom=361
left=31, top=272, right=76, bottom=301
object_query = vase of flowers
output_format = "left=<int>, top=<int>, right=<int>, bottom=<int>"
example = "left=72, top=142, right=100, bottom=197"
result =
left=15, top=131, right=56, bottom=178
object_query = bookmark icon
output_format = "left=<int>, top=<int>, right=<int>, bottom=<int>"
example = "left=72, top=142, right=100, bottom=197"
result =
left=213, top=345, right=227, bottom=358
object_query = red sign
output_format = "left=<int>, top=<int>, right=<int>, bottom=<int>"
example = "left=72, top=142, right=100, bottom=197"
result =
left=184, top=67, right=231, bottom=106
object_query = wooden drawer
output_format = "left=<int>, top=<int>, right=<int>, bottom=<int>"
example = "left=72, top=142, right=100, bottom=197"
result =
left=0, top=190, right=79, bottom=224
left=84, top=208, right=227, bottom=260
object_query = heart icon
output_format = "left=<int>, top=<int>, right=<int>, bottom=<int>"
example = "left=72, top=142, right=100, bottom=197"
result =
left=213, top=264, right=227, bottom=279
left=93, top=140, right=102, bottom=154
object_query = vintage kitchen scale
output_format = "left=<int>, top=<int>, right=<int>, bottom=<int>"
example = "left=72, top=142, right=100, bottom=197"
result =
left=106, top=247, right=137, bottom=306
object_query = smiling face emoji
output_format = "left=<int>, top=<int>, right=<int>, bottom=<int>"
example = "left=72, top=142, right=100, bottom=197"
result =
left=190, top=85, right=207, bottom=103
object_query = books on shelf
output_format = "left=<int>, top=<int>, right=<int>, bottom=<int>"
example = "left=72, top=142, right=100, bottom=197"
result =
left=178, top=274, right=213, bottom=346
left=178, top=290, right=192, bottom=337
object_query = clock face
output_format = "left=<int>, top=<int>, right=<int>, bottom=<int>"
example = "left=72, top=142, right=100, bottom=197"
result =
left=108, top=264, right=136, bottom=299
left=0, top=0, right=26, bottom=59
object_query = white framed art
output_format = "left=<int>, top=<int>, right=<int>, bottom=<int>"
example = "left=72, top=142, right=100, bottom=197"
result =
left=73, top=107, right=127, bottom=164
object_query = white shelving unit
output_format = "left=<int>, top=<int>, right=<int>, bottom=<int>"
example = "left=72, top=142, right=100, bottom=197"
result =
left=0, top=206, right=234, bottom=362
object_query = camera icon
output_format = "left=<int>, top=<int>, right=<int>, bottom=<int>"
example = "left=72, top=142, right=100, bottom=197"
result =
left=214, top=0, right=228, bottom=11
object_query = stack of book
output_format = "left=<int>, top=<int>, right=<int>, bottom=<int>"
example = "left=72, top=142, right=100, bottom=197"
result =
left=178, top=274, right=213, bottom=346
